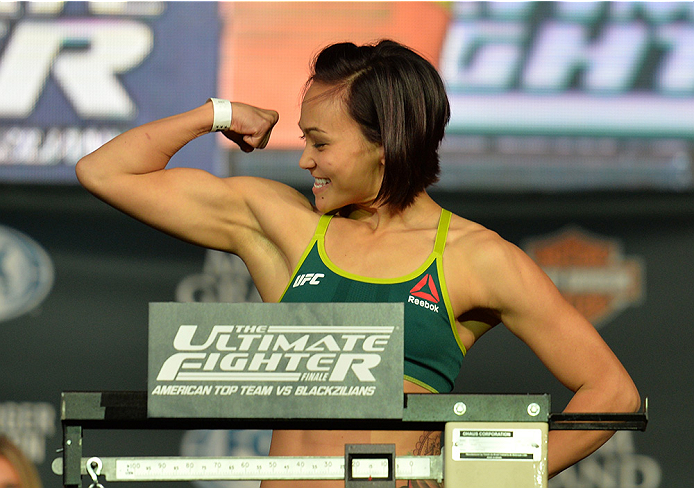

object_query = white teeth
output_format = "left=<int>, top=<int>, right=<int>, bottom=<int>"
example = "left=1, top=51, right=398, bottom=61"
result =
left=314, top=178, right=331, bottom=188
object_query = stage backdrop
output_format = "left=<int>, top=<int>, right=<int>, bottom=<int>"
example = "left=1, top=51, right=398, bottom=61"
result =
left=1, top=186, right=692, bottom=488
left=1, top=2, right=693, bottom=488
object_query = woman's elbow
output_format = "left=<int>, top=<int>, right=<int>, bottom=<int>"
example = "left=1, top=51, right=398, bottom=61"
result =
left=624, top=381, right=641, bottom=413
left=75, top=154, right=106, bottom=193
left=74, top=157, right=89, bottom=186
left=614, top=372, right=641, bottom=413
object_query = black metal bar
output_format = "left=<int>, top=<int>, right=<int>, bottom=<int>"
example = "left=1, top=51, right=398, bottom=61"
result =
left=549, top=421, right=647, bottom=431
left=61, top=391, right=648, bottom=431
left=61, top=391, right=555, bottom=431
left=550, top=412, right=645, bottom=422
left=62, top=424, right=83, bottom=488
left=549, top=397, right=649, bottom=431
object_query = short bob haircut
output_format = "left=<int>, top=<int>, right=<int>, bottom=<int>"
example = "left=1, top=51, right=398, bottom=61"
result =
left=308, top=39, right=450, bottom=210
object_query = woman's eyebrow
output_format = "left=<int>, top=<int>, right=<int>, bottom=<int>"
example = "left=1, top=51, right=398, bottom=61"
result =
left=298, top=124, right=327, bottom=135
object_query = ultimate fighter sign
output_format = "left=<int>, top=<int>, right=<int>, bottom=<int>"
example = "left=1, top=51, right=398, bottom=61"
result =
left=148, top=302, right=404, bottom=419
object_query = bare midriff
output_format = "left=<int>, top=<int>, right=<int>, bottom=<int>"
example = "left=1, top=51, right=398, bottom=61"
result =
left=260, top=380, right=442, bottom=488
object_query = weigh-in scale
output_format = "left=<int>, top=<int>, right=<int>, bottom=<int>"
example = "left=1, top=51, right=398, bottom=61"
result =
left=53, top=303, right=648, bottom=488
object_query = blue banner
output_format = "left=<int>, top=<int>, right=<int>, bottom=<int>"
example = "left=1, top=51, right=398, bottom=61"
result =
left=0, top=1, right=219, bottom=183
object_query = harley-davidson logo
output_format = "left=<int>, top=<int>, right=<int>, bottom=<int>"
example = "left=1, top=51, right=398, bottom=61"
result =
left=523, top=226, right=644, bottom=328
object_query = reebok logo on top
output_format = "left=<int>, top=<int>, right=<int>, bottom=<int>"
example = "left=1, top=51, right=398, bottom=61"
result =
left=408, top=274, right=440, bottom=313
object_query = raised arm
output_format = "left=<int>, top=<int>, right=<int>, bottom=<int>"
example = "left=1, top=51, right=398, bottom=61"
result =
left=467, top=232, right=640, bottom=477
left=76, top=100, right=316, bottom=300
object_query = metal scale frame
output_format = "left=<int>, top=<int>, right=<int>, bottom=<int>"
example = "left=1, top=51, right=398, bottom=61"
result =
left=54, top=390, right=648, bottom=488
left=56, top=302, right=648, bottom=487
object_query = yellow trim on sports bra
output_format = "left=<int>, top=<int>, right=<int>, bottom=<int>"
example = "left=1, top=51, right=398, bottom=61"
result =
left=278, top=219, right=324, bottom=301
left=317, top=233, right=437, bottom=285
left=279, top=209, right=467, bottom=359
left=404, top=375, right=439, bottom=393
left=436, top=243, right=467, bottom=357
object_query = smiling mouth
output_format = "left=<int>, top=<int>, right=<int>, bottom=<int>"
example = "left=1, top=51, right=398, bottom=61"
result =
left=314, top=177, right=331, bottom=188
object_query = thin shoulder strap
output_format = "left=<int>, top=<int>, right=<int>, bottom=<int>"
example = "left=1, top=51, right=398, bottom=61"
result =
left=433, top=209, right=452, bottom=255
left=315, top=214, right=333, bottom=239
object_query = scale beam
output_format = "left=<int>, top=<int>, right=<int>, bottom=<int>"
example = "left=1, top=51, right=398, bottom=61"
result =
left=52, top=454, right=442, bottom=482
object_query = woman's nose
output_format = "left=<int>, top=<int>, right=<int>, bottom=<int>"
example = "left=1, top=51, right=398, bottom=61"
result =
left=298, top=148, right=315, bottom=170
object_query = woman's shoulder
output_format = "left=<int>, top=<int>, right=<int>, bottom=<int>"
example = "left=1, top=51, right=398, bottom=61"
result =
left=226, top=176, right=318, bottom=221
left=445, top=212, right=528, bottom=273
left=223, top=176, right=322, bottom=256
left=446, top=212, right=503, bottom=248
left=444, top=212, right=550, bottom=315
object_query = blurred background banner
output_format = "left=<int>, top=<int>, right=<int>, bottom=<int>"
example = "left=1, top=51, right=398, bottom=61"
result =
left=220, top=1, right=693, bottom=192
left=0, top=2, right=692, bottom=488
left=1, top=1, right=691, bottom=191
left=0, top=1, right=219, bottom=182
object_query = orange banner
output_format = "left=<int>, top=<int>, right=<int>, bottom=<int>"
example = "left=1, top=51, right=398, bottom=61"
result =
left=218, top=2, right=451, bottom=149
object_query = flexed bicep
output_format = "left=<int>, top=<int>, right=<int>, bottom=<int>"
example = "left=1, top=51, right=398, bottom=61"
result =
left=98, top=167, right=259, bottom=252
left=76, top=99, right=311, bottom=263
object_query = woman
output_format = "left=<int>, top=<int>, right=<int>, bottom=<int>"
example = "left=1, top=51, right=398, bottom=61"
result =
left=0, top=436, right=42, bottom=488
left=76, top=40, right=639, bottom=485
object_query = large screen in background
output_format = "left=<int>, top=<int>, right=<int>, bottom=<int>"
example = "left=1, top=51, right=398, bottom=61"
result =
left=1, top=1, right=692, bottom=192
left=0, top=1, right=218, bottom=183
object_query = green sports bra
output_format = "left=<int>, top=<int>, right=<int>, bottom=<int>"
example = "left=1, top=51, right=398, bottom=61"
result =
left=279, top=209, right=465, bottom=393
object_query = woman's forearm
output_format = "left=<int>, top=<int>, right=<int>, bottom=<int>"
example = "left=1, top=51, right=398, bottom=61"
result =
left=547, top=381, right=640, bottom=478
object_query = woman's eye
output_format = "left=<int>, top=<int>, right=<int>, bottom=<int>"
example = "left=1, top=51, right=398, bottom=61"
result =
left=299, top=135, right=326, bottom=149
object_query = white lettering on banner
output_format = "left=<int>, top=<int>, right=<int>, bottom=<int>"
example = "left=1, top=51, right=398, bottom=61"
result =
left=523, top=22, right=649, bottom=92
left=0, top=126, right=119, bottom=166
left=294, top=385, right=375, bottom=396
left=151, top=384, right=377, bottom=397
left=0, top=20, right=153, bottom=119
left=440, top=21, right=527, bottom=90
left=157, top=325, right=392, bottom=382
left=328, top=354, right=380, bottom=382
left=440, top=3, right=694, bottom=135
left=609, top=2, right=694, bottom=26
left=443, top=3, right=694, bottom=94
left=172, top=325, right=387, bottom=352
left=151, top=385, right=213, bottom=396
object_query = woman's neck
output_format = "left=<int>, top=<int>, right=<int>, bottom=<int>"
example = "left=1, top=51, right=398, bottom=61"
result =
left=341, top=192, right=440, bottom=230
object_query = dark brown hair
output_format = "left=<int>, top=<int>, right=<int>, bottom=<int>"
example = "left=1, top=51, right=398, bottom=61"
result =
left=308, top=40, right=450, bottom=210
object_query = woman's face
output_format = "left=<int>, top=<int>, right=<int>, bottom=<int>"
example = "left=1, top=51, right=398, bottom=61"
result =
left=0, top=456, right=21, bottom=488
left=298, top=82, right=384, bottom=213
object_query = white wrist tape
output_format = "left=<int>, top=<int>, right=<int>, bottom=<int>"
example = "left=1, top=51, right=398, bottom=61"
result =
left=207, top=98, right=232, bottom=132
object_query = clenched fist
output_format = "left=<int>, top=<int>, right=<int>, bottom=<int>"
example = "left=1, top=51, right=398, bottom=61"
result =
left=224, top=102, right=279, bottom=152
